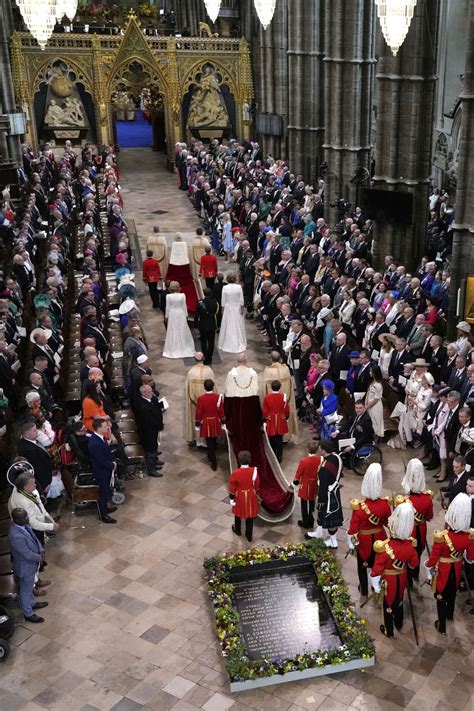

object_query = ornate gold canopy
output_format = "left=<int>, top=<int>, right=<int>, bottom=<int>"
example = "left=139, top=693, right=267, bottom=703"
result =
left=11, top=12, right=253, bottom=162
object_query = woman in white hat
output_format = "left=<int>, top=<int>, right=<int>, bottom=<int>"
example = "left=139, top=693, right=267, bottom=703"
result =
left=455, top=321, right=471, bottom=358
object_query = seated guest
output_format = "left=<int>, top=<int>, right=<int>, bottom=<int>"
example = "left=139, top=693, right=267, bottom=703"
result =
left=332, top=401, right=374, bottom=456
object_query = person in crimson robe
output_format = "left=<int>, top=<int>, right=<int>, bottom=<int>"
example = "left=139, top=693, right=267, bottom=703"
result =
left=166, top=233, right=198, bottom=314
left=293, top=441, right=321, bottom=529
left=396, top=458, right=434, bottom=583
left=370, top=503, right=419, bottom=638
left=262, top=380, right=289, bottom=463
left=199, top=246, right=218, bottom=291
left=347, top=463, right=392, bottom=596
left=195, top=379, right=225, bottom=471
left=425, top=493, right=474, bottom=634
left=229, top=450, right=260, bottom=542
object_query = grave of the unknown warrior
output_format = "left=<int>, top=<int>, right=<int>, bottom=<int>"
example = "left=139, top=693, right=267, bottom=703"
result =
left=205, top=544, right=374, bottom=692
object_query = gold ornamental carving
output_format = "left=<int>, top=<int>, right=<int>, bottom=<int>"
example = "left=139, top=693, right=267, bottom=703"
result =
left=11, top=13, right=254, bottom=157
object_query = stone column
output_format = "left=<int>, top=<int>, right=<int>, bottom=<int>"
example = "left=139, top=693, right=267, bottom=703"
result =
left=287, top=0, right=325, bottom=180
left=371, top=0, right=440, bottom=268
left=322, top=0, right=376, bottom=226
left=251, top=0, right=288, bottom=159
left=447, top=0, right=474, bottom=337
left=0, top=0, right=21, bottom=165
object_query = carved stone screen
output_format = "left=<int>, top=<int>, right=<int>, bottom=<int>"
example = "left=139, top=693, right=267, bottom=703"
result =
left=229, top=558, right=341, bottom=662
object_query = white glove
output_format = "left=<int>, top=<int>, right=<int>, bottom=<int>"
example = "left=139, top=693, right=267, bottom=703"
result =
left=424, top=562, right=434, bottom=582
left=370, top=575, right=381, bottom=593
left=346, top=532, right=356, bottom=551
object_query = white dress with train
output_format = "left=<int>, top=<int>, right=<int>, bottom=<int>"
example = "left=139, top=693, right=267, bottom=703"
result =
left=218, top=283, right=247, bottom=353
left=162, top=292, right=195, bottom=358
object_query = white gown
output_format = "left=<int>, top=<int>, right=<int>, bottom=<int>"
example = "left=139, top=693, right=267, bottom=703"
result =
left=218, top=283, right=247, bottom=353
left=162, top=292, right=195, bottom=358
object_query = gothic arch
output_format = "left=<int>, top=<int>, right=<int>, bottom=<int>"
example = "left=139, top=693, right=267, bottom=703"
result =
left=31, top=56, right=94, bottom=97
left=181, top=58, right=238, bottom=96
left=106, top=57, right=167, bottom=100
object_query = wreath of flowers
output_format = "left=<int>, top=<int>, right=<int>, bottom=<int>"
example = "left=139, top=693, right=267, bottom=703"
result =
left=204, top=540, right=374, bottom=683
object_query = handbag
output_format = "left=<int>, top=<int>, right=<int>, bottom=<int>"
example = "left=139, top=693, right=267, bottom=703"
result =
left=324, top=411, right=339, bottom=425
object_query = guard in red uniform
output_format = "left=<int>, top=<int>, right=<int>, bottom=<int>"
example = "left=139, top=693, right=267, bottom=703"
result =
left=262, top=380, right=290, bottom=463
left=347, top=463, right=392, bottom=596
left=229, top=450, right=260, bottom=542
left=199, top=246, right=218, bottom=290
left=195, top=379, right=225, bottom=471
left=370, top=502, right=419, bottom=638
left=396, top=458, right=434, bottom=583
left=293, top=441, right=321, bottom=529
left=425, top=493, right=474, bottom=634
left=142, top=249, right=161, bottom=309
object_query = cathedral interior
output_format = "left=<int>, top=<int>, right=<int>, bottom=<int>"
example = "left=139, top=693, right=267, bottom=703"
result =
left=0, top=1, right=473, bottom=710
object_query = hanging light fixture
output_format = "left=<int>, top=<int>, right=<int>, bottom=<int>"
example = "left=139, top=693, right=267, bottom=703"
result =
left=16, top=0, right=58, bottom=49
left=375, top=0, right=418, bottom=56
left=62, top=0, right=78, bottom=21
left=254, top=0, right=277, bottom=30
left=203, top=0, right=221, bottom=23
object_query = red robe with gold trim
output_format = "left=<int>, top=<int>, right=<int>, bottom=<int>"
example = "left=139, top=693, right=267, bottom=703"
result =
left=347, top=498, right=391, bottom=561
left=426, top=529, right=474, bottom=591
left=199, top=253, right=218, bottom=279
left=372, top=538, right=419, bottom=605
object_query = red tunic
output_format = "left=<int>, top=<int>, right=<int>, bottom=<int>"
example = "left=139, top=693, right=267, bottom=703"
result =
left=195, top=392, right=224, bottom=438
left=347, top=498, right=391, bottom=561
left=426, top=529, right=474, bottom=591
left=401, top=491, right=434, bottom=548
left=262, top=392, right=289, bottom=436
left=229, top=466, right=260, bottom=519
left=142, top=257, right=161, bottom=283
left=199, top=253, right=218, bottom=279
left=294, top=455, right=321, bottom=501
left=372, top=538, right=419, bottom=606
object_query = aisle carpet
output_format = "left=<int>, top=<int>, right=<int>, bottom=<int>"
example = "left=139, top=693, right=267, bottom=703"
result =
left=116, top=110, right=152, bottom=148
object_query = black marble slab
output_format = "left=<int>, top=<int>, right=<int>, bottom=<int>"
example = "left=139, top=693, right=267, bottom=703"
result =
left=229, top=558, right=341, bottom=662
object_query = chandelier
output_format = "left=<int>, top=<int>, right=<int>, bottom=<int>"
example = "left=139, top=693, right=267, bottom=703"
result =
left=203, top=0, right=221, bottom=23
left=375, top=0, right=418, bottom=56
left=15, top=0, right=78, bottom=49
left=254, top=0, right=277, bottom=30
left=15, top=0, right=58, bottom=49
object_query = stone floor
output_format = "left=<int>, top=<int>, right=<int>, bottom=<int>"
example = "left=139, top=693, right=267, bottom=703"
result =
left=1, top=149, right=472, bottom=711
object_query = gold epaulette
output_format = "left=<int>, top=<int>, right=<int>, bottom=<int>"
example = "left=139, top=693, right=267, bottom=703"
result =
left=382, top=495, right=393, bottom=505
left=469, top=528, right=474, bottom=540
left=394, top=494, right=407, bottom=507
left=411, top=537, right=417, bottom=547
left=424, top=489, right=435, bottom=498
left=433, top=529, right=446, bottom=543
left=374, top=539, right=388, bottom=554
left=351, top=498, right=361, bottom=511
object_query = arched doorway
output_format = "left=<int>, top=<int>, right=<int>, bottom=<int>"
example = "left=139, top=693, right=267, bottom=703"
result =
left=109, top=60, right=167, bottom=152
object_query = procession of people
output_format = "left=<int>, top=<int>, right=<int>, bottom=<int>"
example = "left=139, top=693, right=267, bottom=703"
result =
left=1, top=135, right=473, bottom=648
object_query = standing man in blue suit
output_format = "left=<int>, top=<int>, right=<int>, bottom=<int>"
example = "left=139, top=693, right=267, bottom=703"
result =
left=88, top=417, right=118, bottom=524
left=8, top=508, right=48, bottom=623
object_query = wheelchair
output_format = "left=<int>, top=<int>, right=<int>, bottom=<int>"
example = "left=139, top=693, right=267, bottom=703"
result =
left=349, top=442, right=383, bottom=476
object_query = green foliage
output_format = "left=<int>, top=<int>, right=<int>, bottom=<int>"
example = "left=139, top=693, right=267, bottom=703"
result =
left=204, top=541, right=375, bottom=683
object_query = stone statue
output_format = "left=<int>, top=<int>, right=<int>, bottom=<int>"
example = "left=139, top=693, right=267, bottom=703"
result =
left=44, top=100, right=65, bottom=126
left=63, top=97, right=86, bottom=126
left=44, top=97, right=86, bottom=127
left=187, top=65, right=229, bottom=128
